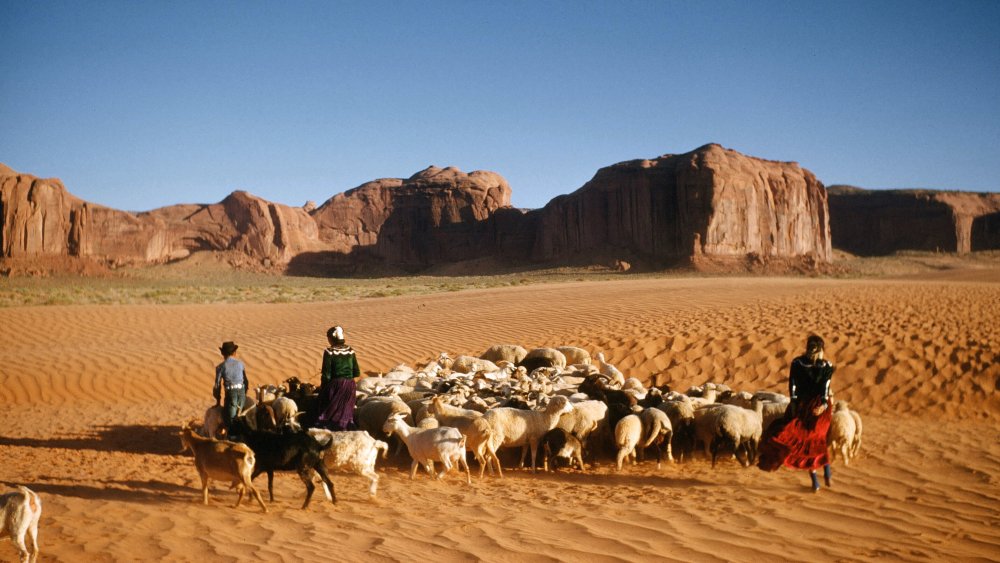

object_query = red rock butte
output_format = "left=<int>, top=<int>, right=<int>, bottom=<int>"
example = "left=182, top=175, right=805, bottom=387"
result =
left=3, top=144, right=996, bottom=276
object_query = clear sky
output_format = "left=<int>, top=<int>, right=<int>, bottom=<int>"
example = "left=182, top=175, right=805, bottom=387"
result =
left=2, top=1, right=998, bottom=212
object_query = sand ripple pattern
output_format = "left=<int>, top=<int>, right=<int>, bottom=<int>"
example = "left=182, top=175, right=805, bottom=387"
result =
left=1, top=276, right=999, bottom=561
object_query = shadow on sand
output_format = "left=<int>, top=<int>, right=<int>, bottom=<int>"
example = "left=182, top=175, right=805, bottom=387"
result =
left=0, top=424, right=182, bottom=456
left=1, top=479, right=191, bottom=505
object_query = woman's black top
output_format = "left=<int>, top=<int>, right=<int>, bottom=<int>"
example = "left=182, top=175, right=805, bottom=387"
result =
left=788, top=355, right=834, bottom=405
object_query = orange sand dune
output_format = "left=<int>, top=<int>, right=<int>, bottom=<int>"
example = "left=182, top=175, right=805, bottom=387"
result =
left=1, top=273, right=998, bottom=561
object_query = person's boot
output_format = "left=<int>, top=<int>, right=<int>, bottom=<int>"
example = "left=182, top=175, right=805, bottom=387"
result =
left=824, top=464, right=832, bottom=487
left=810, top=470, right=820, bottom=492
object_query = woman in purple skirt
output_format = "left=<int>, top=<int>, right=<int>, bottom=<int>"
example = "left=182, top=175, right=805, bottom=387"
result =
left=315, top=325, right=360, bottom=431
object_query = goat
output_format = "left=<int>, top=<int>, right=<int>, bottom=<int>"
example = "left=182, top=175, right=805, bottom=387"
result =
left=0, top=485, right=41, bottom=563
left=178, top=423, right=267, bottom=512
left=308, top=429, right=390, bottom=497
left=383, top=413, right=472, bottom=484
left=230, top=420, right=336, bottom=509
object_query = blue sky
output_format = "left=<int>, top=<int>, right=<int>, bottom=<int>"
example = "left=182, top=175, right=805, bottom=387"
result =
left=1, top=1, right=998, bottom=212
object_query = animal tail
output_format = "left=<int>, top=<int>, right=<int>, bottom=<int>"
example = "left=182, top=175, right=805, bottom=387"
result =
left=375, top=440, right=390, bottom=459
left=18, top=486, right=41, bottom=514
left=307, top=428, right=333, bottom=448
left=643, top=419, right=662, bottom=448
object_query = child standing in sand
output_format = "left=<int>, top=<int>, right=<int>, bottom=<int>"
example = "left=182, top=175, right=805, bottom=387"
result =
left=213, top=341, right=249, bottom=438
left=315, top=325, right=361, bottom=431
left=758, top=334, right=835, bottom=491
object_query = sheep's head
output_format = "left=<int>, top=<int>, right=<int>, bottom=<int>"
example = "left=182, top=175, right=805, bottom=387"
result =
left=428, top=395, right=444, bottom=415
left=437, top=352, right=454, bottom=369
left=547, top=395, right=574, bottom=415
left=382, top=413, right=405, bottom=436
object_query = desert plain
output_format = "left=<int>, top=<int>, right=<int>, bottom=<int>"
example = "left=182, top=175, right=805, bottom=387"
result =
left=1, top=259, right=999, bottom=562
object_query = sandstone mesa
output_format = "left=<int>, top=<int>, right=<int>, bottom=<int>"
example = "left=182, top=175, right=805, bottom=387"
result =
left=2, top=145, right=998, bottom=276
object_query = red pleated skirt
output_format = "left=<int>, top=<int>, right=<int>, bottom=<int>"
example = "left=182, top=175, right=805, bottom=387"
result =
left=758, top=397, right=832, bottom=471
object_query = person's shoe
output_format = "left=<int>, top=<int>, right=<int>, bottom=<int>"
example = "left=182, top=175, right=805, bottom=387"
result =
left=810, top=471, right=821, bottom=492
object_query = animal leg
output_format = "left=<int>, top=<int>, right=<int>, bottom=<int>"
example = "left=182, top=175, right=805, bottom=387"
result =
left=200, top=474, right=211, bottom=505
left=27, top=511, right=40, bottom=563
left=233, top=483, right=245, bottom=508
left=298, top=467, right=317, bottom=509
left=245, top=479, right=268, bottom=513
left=532, top=439, right=544, bottom=473
left=410, top=460, right=420, bottom=480
left=314, top=464, right=337, bottom=504
left=362, top=468, right=379, bottom=496
left=12, top=524, right=29, bottom=563
left=459, top=453, right=472, bottom=484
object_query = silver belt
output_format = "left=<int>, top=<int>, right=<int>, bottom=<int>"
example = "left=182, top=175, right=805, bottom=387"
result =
left=225, top=384, right=244, bottom=390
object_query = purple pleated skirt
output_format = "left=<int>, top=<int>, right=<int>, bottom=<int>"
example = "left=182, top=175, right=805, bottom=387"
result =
left=315, top=378, right=357, bottom=431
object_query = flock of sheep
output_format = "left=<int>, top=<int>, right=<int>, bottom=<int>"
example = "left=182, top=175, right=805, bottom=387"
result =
left=183, top=343, right=865, bottom=513
left=0, top=342, right=866, bottom=562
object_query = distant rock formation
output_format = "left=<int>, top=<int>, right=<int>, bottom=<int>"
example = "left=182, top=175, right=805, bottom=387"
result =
left=304, top=166, right=511, bottom=272
left=0, top=164, right=512, bottom=274
left=827, top=186, right=1000, bottom=255
left=528, top=144, right=832, bottom=267
left=0, top=170, right=167, bottom=265
left=2, top=145, right=838, bottom=275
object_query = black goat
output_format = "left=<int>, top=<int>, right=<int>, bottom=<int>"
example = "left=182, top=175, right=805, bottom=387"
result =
left=230, top=420, right=336, bottom=508
left=537, top=428, right=585, bottom=471
left=284, top=377, right=321, bottom=428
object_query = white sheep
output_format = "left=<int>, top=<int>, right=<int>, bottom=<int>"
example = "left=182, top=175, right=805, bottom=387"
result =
left=692, top=403, right=728, bottom=457
left=0, top=485, right=41, bottom=563
left=556, top=346, right=591, bottom=366
left=483, top=395, right=574, bottom=473
left=752, top=390, right=789, bottom=404
left=270, top=396, right=301, bottom=430
left=849, top=407, right=863, bottom=458
left=480, top=344, right=529, bottom=365
left=760, top=400, right=789, bottom=435
left=427, top=395, right=501, bottom=478
left=356, top=396, right=412, bottom=441
left=450, top=355, right=500, bottom=374
left=654, top=397, right=696, bottom=462
left=595, top=352, right=625, bottom=388
left=711, top=402, right=764, bottom=468
left=202, top=404, right=224, bottom=438
left=639, top=407, right=674, bottom=468
left=179, top=423, right=268, bottom=512
left=686, top=383, right=720, bottom=409
left=614, top=414, right=643, bottom=470
left=827, top=401, right=858, bottom=466
left=382, top=414, right=472, bottom=484
left=520, top=347, right=568, bottom=371
left=556, top=400, right=607, bottom=455
left=307, top=429, right=389, bottom=497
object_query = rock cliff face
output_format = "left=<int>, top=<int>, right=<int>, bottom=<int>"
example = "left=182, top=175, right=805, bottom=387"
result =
left=142, top=191, right=324, bottom=266
left=530, top=144, right=832, bottom=266
left=827, top=186, right=1000, bottom=255
left=2, top=145, right=837, bottom=275
left=1, top=164, right=512, bottom=273
left=0, top=169, right=324, bottom=269
left=0, top=170, right=168, bottom=264
left=305, top=166, right=511, bottom=271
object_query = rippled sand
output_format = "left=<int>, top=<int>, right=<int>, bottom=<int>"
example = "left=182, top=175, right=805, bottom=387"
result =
left=1, top=272, right=998, bottom=561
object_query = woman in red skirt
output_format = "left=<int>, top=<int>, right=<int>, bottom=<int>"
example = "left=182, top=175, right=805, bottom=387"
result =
left=758, top=334, right=835, bottom=492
